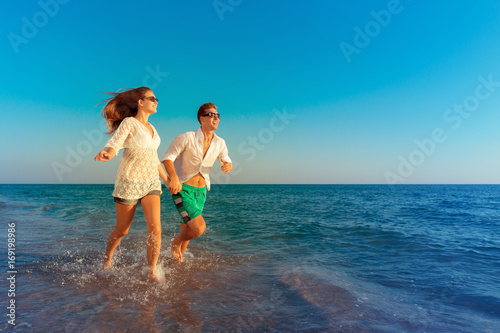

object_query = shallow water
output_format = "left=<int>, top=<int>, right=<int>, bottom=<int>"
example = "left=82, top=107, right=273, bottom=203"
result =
left=0, top=184, right=499, bottom=332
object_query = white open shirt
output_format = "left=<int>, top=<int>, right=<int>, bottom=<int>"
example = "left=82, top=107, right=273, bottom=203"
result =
left=161, top=128, right=231, bottom=190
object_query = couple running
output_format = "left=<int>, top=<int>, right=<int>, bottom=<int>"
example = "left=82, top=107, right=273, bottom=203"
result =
left=94, top=87, right=232, bottom=281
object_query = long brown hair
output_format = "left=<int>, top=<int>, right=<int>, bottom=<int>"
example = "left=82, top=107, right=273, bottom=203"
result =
left=100, top=87, right=152, bottom=134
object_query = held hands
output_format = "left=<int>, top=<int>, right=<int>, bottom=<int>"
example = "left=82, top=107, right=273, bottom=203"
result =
left=94, top=150, right=112, bottom=162
left=169, top=177, right=182, bottom=195
left=221, top=160, right=232, bottom=174
left=164, top=177, right=171, bottom=187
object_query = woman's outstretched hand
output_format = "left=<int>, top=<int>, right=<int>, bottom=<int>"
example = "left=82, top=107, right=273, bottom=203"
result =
left=94, top=150, right=112, bottom=162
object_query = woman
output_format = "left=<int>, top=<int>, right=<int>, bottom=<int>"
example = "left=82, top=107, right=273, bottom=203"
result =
left=94, top=87, right=169, bottom=281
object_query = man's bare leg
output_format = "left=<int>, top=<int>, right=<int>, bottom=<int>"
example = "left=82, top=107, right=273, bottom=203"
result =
left=171, top=215, right=206, bottom=262
left=179, top=224, right=190, bottom=254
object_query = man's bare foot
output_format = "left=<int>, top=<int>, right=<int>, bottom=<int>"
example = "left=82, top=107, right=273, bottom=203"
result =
left=171, top=237, right=183, bottom=262
left=180, top=240, right=189, bottom=256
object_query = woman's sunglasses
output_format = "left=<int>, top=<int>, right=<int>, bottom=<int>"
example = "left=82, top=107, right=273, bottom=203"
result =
left=143, top=96, right=159, bottom=103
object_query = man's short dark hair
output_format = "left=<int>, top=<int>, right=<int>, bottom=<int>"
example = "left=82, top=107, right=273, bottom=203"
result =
left=197, top=102, right=217, bottom=124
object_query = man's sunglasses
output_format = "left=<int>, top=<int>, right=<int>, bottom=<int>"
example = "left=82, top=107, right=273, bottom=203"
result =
left=143, top=96, right=159, bottom=103
left=201, top=112, right=220, bottom=119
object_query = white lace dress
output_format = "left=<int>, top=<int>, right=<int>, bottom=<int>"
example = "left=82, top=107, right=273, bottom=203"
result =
left=104, top=117, right=162, bottom=199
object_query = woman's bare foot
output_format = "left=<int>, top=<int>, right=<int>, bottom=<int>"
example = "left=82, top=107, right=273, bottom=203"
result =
left=147, top=271, right=160, bottom=282
left=102, top=257, right=112, bottom=270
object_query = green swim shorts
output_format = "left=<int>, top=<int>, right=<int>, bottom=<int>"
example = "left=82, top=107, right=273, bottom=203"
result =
left=172, top=183, right=207, bottom=224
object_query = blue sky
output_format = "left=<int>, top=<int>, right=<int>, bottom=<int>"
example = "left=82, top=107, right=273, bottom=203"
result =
left=2, top=0, right=500, bottom=184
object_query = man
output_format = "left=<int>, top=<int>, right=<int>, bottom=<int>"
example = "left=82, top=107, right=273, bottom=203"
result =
left=162, top=102, right=232, bottom=262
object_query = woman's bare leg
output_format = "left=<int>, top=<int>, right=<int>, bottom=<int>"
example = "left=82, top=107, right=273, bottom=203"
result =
left=102, top=202, right=137, bottom=269
left=141, top=194, right=162, bottom=280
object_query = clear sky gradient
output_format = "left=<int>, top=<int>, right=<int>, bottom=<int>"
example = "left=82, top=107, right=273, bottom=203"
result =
left=2, top=0, right=500, bottom=184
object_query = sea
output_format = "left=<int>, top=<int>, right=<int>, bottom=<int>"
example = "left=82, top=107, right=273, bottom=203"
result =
left=0, top=184, right=499, bottom=332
